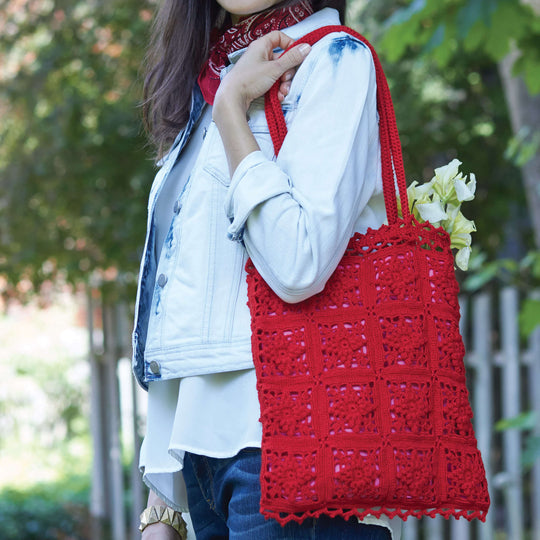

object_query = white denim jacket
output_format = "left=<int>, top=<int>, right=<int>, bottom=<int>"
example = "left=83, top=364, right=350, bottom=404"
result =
left=132, top=8, right=385, bottom=389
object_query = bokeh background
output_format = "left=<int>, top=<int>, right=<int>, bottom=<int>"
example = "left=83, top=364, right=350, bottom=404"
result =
left=1, top=0, right=540, bottom=538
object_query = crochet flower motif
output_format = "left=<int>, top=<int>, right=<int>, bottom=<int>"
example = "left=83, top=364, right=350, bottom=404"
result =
left=261, top=389, right=314, bottom=438
left=390, top=383, right=432, bottom=434
left=259, top=327, right=308, bottom=377
left=373, top=253, right=418, bottom=303
left=266, top=452, right=318, bottom=502
left=394, top=448, right=435, bottom=500
left=332, top=449, right=381, bottom=500
left=328, top=384, right=377, bottom=434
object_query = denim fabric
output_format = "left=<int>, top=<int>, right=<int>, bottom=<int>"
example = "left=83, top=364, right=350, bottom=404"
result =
left=182, top=450, right=392, bottom=540
left=131, top=8, right=385, bottom=389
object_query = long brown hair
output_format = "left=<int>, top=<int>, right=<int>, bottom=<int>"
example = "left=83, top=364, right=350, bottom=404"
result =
left=142, top=0, right=346, bottom=159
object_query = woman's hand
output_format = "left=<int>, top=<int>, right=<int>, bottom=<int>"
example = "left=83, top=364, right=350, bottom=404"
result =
left=214, top=30, right=311, bottom=117
left=213, top=31, right=310, bottom=176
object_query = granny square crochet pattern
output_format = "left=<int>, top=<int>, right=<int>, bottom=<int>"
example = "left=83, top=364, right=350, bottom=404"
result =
left=247, top=25, right=490, bottom=526
left=246, top=221, right=490, bottom=525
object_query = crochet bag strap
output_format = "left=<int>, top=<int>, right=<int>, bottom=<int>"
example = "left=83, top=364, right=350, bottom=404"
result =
left=265, top=25, right=410, bottom=225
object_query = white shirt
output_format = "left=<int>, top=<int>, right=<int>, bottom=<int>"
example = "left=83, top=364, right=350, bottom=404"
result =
left=139, top=107, right=400, bottom=540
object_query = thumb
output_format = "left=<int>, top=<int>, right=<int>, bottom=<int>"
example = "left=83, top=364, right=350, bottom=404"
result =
left=275, top=43, right=311, bottom=74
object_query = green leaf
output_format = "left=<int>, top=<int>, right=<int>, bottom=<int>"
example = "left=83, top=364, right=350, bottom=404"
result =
left=384, top=0, right=427, bottom=28
left=380, top=21, right=419, bottom=62
left=522, top=435, right=540, bottom=469
left=523, top=56, right=540, bottom=95
left=462, top=262, right=499, bottom=291
left=463, top=19, right=487, bottom=52
left=495, top=411, right=536, bottom=431
left=422, top=23, right=446, bottom=55
left=484, top=2, right=529, bottom=60
left=456, top=0, right=497, bottom=40
left=519, top=298, right=540, bottom=337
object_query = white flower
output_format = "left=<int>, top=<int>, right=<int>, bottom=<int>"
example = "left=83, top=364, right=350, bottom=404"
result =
left=455, top=246, right=472, bottom=271
left=433, top=158, right=462, bottom=200
left=416, top=200, right=447, bottom=224
left=453, top=211, right=477, bottom=235
left=405, top=159, right=477, bottom=271
left=408, top=180, right=433, bottom=202
left=451, top=232, right=473, bottom=249
left=454, top=172, right=476, bottom=202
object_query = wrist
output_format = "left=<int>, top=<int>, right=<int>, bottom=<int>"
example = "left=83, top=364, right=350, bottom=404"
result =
left=139, top=505, right=186, bottom=539
left=213, top=86, right=249, bottom=125
left=141, top=521, right=181, bottom=539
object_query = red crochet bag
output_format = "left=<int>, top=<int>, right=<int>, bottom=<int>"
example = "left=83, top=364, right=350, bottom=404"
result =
left=245, top=26, right=490, bottom=525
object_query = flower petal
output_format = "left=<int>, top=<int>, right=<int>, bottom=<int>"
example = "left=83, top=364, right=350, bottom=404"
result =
left=416, top=201, right=448, bottom=223
left=455, top=246, right=472, bottom=271
left=450, top=232, right=472, bottom=249
left=467, top=172, right=477, bottom=195
left=454, top=178, right=475, bottom=202
left=434, top=158, right=462, bottom=186
left=453, top=211, right=477, bottom=234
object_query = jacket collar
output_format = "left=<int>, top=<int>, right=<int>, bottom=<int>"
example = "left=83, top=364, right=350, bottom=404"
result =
left=159, top=8, right=340, bottom=167
left=227, top=7, right=341, bottom=65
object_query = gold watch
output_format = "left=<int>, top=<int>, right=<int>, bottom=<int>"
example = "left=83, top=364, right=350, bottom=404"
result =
left=139, top=505, right=187, bottom=538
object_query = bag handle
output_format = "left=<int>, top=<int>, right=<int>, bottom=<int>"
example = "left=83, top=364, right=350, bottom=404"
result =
left=264, top=25, right=410, bottom=224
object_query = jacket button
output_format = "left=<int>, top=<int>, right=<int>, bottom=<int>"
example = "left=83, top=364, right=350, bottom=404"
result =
left=173, top=200, right=182, bottom=214
left=149, top=361, right=161, bottom=375
left=157, top=274, right=168, bottom=287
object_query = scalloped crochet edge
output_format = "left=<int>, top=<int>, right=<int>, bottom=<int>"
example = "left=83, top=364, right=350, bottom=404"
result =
left=261, top=505, right=488, bottom=526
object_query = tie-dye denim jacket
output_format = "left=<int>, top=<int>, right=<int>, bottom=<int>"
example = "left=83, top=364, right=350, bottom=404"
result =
left=132, top=8, right=385, bottom=389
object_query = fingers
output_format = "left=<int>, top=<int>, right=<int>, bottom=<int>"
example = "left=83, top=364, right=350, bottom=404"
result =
left=264, top=30, right=297, bottom=52
left=275, top=42, right=311, bottom=73
left=263, top=31, right=311, bottom=74
left=278, top=79, right=292, bottom=102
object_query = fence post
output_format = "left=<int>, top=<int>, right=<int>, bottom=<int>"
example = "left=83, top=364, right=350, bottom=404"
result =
left=426, top=515, right=443, bottom=540
left=530, top=326, right=540, bottom=540
left=471, top=293, right=495, bottom=540
left=103, top=301, right=127, bottom=540
left=402, top=517, right=418, bottom=540
left=500, top=287, right=524, bottom=539
left=88, top=286, right=107, bottom=540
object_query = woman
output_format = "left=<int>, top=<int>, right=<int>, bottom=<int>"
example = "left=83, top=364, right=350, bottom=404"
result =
left=134, top=1, right=400, bottom=538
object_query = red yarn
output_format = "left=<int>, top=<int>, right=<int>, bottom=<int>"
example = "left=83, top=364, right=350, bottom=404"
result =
left=247, top=26, right=490, bottom=525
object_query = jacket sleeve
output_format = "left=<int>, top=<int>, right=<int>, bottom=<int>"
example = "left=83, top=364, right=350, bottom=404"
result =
left=224, top=34, right=382, bottom=303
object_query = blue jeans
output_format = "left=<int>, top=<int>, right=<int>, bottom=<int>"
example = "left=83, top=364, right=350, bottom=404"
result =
left=182, top=449, right=392, bottom=540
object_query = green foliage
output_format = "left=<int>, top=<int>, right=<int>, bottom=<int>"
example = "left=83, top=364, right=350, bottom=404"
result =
left=522, top=436, right=540, bottom=469
left=496, top=412, right=540, bottom=469
left=0, top=477, right=90, bottom=540
left=0, top=0, right=156, bottom=297
left=352, top=2, right=529, bottom=258
left=464, top=249, right=540, bottom=337
left=519, top=298, right=540, bottom=337
left=378, top=0, right=540, bottom=94
left=464, top=248, right=540, bottom=288
left=496, top=410, right=536, bottom=431
left=505, top=127, right=540, bottom=168
left=462, top=250, right=518, bottom=291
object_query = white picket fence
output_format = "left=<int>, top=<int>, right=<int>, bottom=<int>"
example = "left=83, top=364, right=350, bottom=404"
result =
left=103, top=286, right=540, bottom=539
left=403, top=287, right=540, bottom=540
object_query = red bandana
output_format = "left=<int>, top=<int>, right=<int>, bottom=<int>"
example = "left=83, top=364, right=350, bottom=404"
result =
left=198, top=1, right=314, bottom=105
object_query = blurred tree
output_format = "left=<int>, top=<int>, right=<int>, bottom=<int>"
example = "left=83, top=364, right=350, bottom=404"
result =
left=2, top=0, right=537, bottom=297
left=367, top=0, right=540, bottom=248
left=0, top=0, right=156, bottom=301
left=0, top=2, right=157, bottom=536
left=349, top=0, right=533, bottom=258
